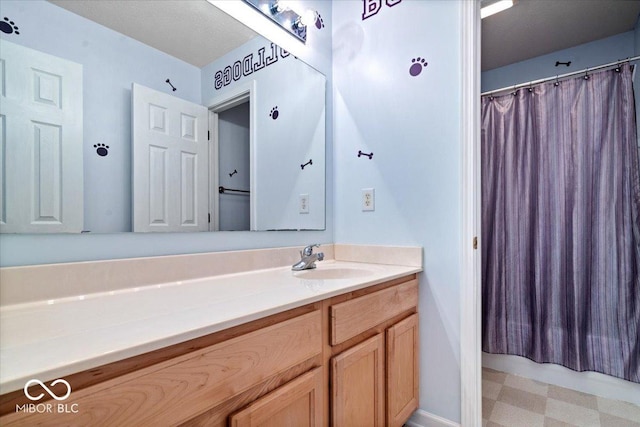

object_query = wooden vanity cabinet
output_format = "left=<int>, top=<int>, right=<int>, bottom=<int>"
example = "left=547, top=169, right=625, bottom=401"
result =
left=328, top=277, right=419, bottom=427
left=0, top=275, right=418, bottom=427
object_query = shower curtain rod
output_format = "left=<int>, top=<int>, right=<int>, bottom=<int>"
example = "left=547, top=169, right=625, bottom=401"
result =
left=481, top=55, right=640, bottom=97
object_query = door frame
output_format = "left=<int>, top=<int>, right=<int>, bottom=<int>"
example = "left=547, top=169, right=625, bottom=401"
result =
left=206, top=80, right=257, bottom=231
left=460, top=1, right=482, bottom=426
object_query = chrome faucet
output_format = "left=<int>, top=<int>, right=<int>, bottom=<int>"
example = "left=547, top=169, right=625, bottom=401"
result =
left=292, top=244, right=324, bottom=271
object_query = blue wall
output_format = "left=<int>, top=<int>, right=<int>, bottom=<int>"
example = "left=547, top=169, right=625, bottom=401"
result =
left=332, top=0, right=463, bottom=422
left=482, top=31, right=634, bottom=93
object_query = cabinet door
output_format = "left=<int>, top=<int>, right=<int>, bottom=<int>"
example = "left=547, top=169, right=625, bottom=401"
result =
left=386, top=313, right=419, bottom=427
left=331, top=334, right=385, bottom=427
left=229, top=367, right=323, bottom=427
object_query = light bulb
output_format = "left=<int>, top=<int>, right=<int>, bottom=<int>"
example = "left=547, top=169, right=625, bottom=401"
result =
left=300, top=9, right=316, bottom=27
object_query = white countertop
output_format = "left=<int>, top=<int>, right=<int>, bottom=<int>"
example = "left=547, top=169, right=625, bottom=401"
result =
left=0, top=260, right=420, bottom=394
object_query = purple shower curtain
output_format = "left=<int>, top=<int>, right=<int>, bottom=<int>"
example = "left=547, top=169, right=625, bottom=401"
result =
left=481, top=64, right=640, bottom=383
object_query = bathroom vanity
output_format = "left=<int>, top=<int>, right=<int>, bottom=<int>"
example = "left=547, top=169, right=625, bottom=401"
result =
left=0, top=245, right=421, bottom=426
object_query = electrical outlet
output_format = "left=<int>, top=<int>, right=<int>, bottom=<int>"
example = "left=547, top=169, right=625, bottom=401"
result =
left=299, top=194, right=309, bottom=214
left=362, top=188, right=375, bottom=211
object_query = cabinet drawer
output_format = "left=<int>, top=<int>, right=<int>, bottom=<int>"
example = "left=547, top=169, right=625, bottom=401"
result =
left=330, top=279, right=417, bottom=345
left=1, top=310, right=322, bottom=427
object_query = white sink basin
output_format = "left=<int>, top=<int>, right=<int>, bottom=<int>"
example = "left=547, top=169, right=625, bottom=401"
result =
left=293, top=267, right=373, bottom=280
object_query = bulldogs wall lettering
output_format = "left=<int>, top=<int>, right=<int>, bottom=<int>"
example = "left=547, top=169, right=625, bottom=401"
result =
left=362, top=0, right=403, bottom=20
left=214, top=43, right=290, bottom=90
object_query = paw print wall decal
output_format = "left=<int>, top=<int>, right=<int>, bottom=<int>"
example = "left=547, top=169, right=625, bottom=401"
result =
left=0, top=17, right=19, bottom=35
left=94, top=143, right=109, bottom=157
left=314, top=13, right=325, bottom=30
left=270, top=106, right=279, bottom=120
left=409, top=57, right=428, bottom=77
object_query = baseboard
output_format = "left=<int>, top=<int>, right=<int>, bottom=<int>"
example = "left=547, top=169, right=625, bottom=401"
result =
left=405, top=409, right=461, bottom=427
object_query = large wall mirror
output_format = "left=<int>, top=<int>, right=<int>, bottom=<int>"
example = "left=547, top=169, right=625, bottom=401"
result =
left=0, top=0, right=326, bottom=234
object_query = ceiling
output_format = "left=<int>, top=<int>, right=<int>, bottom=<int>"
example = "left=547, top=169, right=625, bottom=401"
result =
left=51, top=0, right=640, bottom=72
left=49, top=0, right=257, bottom=68
left=482, top=0, right=640, bottom=71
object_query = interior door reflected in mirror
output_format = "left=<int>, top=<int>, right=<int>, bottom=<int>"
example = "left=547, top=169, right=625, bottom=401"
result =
left=213, top=94, right=251, bottom=232
left=0, top=0, right=326, bottom=234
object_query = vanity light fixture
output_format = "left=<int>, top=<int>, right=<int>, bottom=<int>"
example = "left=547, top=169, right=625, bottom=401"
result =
left=274, top=1, right=306, bottom=19
left=269, top=0, right=284, bottom=15
left=296, top=8, right=318, bottom=28
left=243, top=0, right=307, bottom=43
left=292, top=17, right=304, bottom=31
left=481, top=0, right=514, bottom=19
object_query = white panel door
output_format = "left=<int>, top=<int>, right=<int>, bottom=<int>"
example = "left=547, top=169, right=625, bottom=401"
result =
left=0, top=40, right=83, bottom=233
left=132, top=83, right=208, bottom=232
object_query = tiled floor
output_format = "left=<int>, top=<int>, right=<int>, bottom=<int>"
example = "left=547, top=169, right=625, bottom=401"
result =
left=482, top=368, right=640, bottom=427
